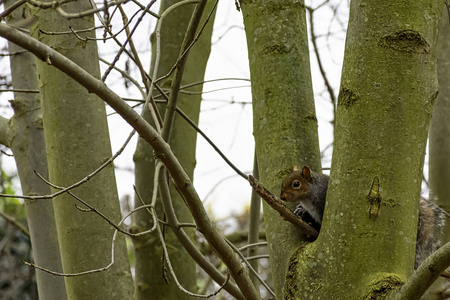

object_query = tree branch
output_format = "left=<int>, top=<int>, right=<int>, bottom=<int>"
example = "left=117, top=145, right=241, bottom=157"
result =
left=0, top=23, right=259, bottom=300
left=0, top=211, right=30, bottom=237
left=248, top=175, right=319, bottom=239
left=157, top=168, right=245, bottom=300
left=391, top=240, right=450, bottom=300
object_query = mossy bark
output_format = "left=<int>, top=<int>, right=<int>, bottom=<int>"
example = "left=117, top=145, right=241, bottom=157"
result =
left=4, top=1, right=66, bottom=298
left=132, top=1, right=215, bottom=299
left=286, top=0, right=444, bottom=299
left=425, top=7, right=450, bottom=300
left=240, top=0, right=321, bottom=297
left=30, top=1, right=134, bottom=299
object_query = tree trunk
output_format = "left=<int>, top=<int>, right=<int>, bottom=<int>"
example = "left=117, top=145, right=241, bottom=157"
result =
left=239, top=0, right=321, bottom=297
left=288, top=0, right=443, bottom=298
left=30, top=1, right=134, bottom=298
left=426, top=6, right=450, bottom=300
left=4, top=1, right=66, bottom=299
left=133, top=0, right=216, bottom=299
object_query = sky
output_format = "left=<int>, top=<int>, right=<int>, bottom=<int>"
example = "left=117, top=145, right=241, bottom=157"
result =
left=0, top=0, right=349, bottom=220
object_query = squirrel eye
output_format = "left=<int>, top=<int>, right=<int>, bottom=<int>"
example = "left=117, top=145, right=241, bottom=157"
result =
left=292, top=180, right=300, bottom=188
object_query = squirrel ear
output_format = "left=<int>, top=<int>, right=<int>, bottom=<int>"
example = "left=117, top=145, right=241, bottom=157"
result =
left=302, top=166, right=312, bottom=181
left=292, top=165, right=298, bottom=171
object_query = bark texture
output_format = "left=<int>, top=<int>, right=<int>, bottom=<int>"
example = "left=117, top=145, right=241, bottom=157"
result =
left=30, top=1, right=134, bottom=298
left=240, top=0, right=321, bottom=297
left=133, top=0, right=215, bottom=299
left=4, top=1, right=66, bottom=298
left=286, top=1, right=444, bottom=299
left=426, top=6, right=450, bottom=300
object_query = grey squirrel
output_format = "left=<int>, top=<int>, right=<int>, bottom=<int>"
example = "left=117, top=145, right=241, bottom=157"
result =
left=280, top=165, right=446, bottom=270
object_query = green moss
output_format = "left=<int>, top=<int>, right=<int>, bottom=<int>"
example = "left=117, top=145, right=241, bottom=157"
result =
left=304, top=114, right=318, bottom=123
left=284, top=244, right=309, bottom=299
left=363, top=273, right=404, bottom=299
left=338, top=87, right=359, bottom=108
left=378, top=30, right=430, bottom=54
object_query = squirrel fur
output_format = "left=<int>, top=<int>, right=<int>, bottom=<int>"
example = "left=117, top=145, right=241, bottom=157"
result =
left=280, top=165, right=446, bottom=270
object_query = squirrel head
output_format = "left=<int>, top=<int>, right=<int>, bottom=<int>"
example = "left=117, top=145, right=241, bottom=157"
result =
left=280, top=166, right=313, bottom=202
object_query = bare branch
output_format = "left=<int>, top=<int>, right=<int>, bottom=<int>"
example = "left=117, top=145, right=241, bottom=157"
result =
left=225, top=238, right=274, bottom=298
left=391, top=241, right=450, bottom=300
left=0, top=23, right=259, bottom=299
left=146, top=0, right=200, bottom=132
left=157, top=166, right=245, bottom=300
left=0, top=211, right=30, bottom=237
left=0, top=0, right=26, bottom=20
left=155, top=0, right=219, bottom=85
left=248, top=175, right=319, bottom=239
left=307, top=6, right=337, bottom=125
left=154, top=195, right=232, bottom=298
left=0, top=128, right=135, bottom=201
left=53, top=0, right=130, bottom=19
left=101, top=0, right=158, bottom=82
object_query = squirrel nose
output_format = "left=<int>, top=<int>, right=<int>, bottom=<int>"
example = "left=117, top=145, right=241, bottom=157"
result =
left=280, top=193, right=286, bottom=200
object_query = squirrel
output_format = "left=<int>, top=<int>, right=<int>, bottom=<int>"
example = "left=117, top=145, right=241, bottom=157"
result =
left=280, top=165, right=446, bottom=270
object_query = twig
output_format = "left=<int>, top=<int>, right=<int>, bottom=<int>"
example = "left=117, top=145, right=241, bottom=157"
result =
left=0, top=0, right=26, bottom=20
left=245, top=254, right=270, bottom=261
left=0, top=23, right=259, bottom=300
left=239, top=241, right=267, bottom=252
left=53, top=0, right=130, bottom=19
left=225, top=238, right=274, bottom=298
left=25, top=0, right=75, bottom=9
left=0, top=129, right=136, bottom=202
left=155, top=0, right=219, bottom=85
left=146, top=0, right=200, bottom=132
left=248, top=175, right=319, bottom=239
left=118, top=5, right=149, bottom=92
left=101, top=0, right=157, bottom=82
left=157, top=167, right=245, bottom=300
left=247, top=154, right=261, bottom=287
left=98, top=57, right=146, bottom=98
left=154, top=200, right=231, bottom=298
left=0, top=88, right=39, bottom=93
left=307, top=6, right=336, bottom=126
left=174, top=107, right=248, bottom=179
left=22, top=187, right=162, bottom=277
left=129, top=0, right=160, bottom=18
left=0, top=211, right=30, bottom=237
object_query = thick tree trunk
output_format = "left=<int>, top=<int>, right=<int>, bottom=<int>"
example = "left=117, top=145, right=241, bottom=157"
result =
left=133, top=0, right=216, bottom=299
left=30, top=1, right=134, bottom=298
left=288, top=0, right=444, bottom=298
left=4, top=1, right=66, bottom=299
left=240, top=0, right=321, bottom=297
left=426, top=7, right=450, bottom=300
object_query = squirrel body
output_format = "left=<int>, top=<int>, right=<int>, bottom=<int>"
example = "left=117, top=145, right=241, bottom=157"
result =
left=280, top=166, right=445, bottom=269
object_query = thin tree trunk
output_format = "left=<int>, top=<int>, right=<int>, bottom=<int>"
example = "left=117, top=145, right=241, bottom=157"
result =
left=30, top=1, right=134, bottom=298
left=133, top=0, right=216, bottom=299
left=4, top=1, right=66, bottom=299
left=426, top=7, right=450, bottom=300
left=239, top=0, right=321, bottom=297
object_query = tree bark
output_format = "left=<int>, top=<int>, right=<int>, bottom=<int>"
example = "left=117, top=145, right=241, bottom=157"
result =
left=133, top=0, right=216, bottom=299
left=288, top=0, right=444, bottom=298
left=426, top=6, right=450, bottom=300
left=3, top=1, right=66, bottom=299
left=30, top=1, right=134, bottom=298
left=240, top=0, right=321, bottom=297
